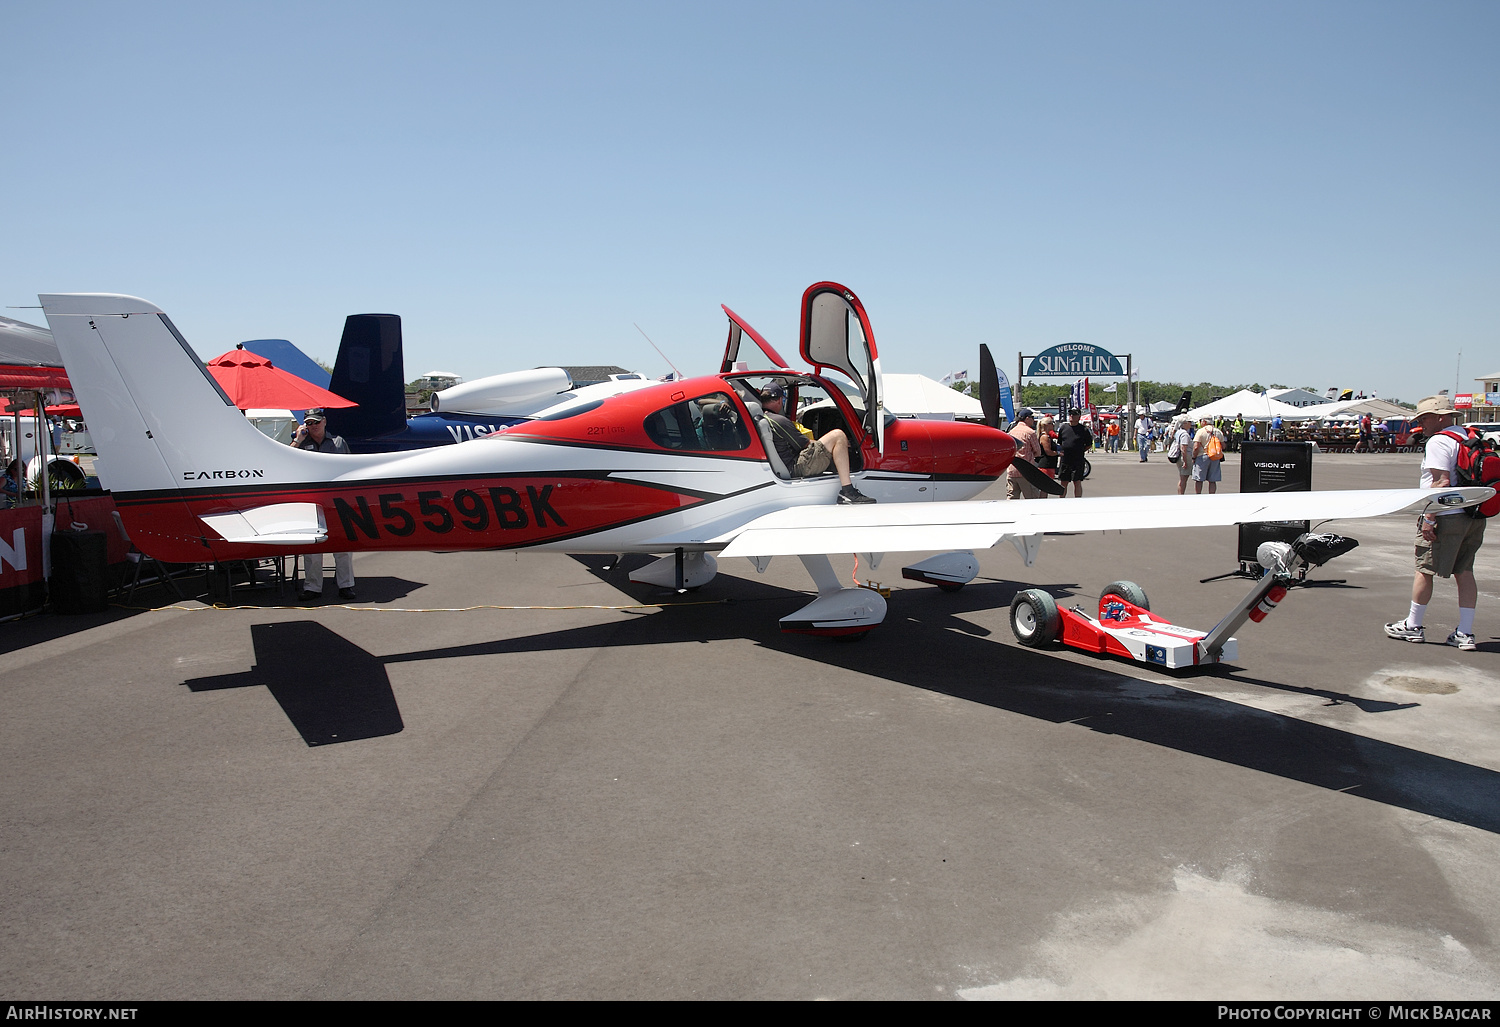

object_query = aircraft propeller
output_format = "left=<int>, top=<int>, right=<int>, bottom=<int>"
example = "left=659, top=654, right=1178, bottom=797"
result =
left=979, top=343, right=1001, bottom=430
left=979, top=343, right=1065, bottom=496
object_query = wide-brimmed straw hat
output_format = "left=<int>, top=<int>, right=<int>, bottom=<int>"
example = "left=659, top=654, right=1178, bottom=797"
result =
left=1413, top=395, right=1457, bottom=418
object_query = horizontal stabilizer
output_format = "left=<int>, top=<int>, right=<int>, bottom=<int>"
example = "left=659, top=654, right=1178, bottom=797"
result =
left=200, top=503, right=328, bottom=545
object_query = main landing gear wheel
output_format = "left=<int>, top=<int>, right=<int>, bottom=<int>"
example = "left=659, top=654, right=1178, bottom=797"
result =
left=1100, top=580, right=1149, bottom=610
left=1010, top=589, right=1061, bottom=647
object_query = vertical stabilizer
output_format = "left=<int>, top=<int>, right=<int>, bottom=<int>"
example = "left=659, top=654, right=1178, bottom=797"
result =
left=325, top=314, right=407, bottom=441
left=40, top=294, right=323, bottom=494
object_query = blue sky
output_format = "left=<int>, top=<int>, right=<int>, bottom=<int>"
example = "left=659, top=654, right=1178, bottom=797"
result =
left=3, top=1, right=1495, bottom=402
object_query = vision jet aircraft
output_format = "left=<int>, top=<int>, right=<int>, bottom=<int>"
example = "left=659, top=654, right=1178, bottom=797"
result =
left=42, top=283, right=1491, bottom=637
left=319, top=312, right=660, bottom=453
left=247, top=315, right=658, bottom=453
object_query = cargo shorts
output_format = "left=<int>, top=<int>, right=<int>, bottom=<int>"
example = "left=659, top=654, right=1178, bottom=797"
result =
left=793, top=439, right=833, bottom=478
left=1416, top=513, right=1486, bottom=577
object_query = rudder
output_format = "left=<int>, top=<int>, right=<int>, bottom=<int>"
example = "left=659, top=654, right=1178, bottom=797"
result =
left=325, top=314, right=407, bottom=442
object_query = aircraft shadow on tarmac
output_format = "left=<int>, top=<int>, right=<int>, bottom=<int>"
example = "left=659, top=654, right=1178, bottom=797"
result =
left=183, top=621, right=403, bottom=746
left=173, top=558, right=1500, bottom=836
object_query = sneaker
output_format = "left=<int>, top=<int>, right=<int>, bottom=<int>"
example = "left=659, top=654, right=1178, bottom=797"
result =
left=297, top=589, right=322, bottom=603
left=1446, top=630, right=1478, bottom=651
left=339, top=587, right=357, bottom=601
left=1384, top=619, right=1424, bottom=643
left=837, top=484, right=876, bottom=505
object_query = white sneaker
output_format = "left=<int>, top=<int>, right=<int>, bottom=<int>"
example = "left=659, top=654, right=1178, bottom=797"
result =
left=1446, top=630, right=1478, bottom=652
left=1384, top=619, right=1425, bottom=643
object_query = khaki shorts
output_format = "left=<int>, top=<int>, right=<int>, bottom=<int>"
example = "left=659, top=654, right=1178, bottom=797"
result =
left=1416, top=513, right=1486, bottom=577
left=794, top=439, right=832, bottom=477
left=1006, top=472, right=1040, bottom=500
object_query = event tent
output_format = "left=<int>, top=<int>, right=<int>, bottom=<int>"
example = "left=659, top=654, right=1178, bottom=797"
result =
left=1315, top=397, right=1412, bottom=421
left=881, top=374, right=985, bottom=419
left=1182, top=389, right=1308, bottom=422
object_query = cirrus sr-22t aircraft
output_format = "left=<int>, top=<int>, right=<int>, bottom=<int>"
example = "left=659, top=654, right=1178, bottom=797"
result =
left=42, top=283, right=1491, bottom=640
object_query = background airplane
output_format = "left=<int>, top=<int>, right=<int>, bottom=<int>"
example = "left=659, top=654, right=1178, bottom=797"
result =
left=247, top=314, right=659, bottom=454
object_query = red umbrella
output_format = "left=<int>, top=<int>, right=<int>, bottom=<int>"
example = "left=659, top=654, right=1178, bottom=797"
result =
left=205, top=351, right=356, bottom=411
left=0, top=400, right=81, bottom=417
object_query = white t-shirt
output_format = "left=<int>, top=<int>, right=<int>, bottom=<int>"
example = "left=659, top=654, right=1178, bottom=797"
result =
left=1174, top=427, right=1192, bottom=463
left=1421, top=429, right=1464, bottom=514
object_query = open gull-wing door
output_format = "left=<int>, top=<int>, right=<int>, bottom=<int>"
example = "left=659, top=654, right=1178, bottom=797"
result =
left=799, top=282, right=884, bottom=454
left=720, top=305, right=793, bottom=373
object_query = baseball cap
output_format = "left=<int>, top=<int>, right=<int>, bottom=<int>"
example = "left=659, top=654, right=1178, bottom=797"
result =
left=303, top=409, right=326, bottom=424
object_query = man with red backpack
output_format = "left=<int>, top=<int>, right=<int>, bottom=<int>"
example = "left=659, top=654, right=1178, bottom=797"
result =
left=1385, top=395, right=1490, bottom=650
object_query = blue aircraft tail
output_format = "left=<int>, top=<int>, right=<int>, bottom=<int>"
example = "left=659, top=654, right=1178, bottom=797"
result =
left=238, top=338, right=332, bottom=390
left=324, top=314, right=407, bottom=442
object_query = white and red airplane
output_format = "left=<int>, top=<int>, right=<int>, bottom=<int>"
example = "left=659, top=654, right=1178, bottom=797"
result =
left=42, top=283, right=1491, bottom=637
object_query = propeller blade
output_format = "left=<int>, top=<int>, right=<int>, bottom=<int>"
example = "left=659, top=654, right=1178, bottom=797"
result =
left=1011, top=456, right=1066, bottom=496
left=979, top=344, right=1000, bottom=429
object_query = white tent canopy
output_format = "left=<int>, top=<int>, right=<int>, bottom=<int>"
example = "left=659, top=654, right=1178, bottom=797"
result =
left=1316, top=397, right=1412, bottom=421
left=881, top=374, right=985, bottom=420
left=1183, top=389, right=1309, bottom=422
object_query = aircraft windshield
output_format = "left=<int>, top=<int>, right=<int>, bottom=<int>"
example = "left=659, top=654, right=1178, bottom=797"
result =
left=643, top=391, right=752, bottom=452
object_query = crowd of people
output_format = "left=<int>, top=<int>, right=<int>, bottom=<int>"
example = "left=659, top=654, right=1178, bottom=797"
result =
left=1004, top=406, right=1094, bottom=498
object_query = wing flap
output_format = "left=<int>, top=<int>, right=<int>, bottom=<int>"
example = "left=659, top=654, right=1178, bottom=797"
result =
left=200, top=502, right=328, bottom=545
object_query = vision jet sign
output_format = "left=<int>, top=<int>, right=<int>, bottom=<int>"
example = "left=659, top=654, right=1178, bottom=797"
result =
left=1025, top=343, right=1126, bottom=378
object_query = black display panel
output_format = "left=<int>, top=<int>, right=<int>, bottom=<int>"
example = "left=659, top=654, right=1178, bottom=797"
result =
left=1237, top=441, right=1314, bottom=563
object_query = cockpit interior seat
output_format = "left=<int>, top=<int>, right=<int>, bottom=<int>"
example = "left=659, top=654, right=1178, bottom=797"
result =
left=743, top=398, right=793, bottom=480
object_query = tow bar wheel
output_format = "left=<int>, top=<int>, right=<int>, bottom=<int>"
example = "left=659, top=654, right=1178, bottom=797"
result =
left=1010, top=589, right=1061, bottom=647
left=1100, top=580, right=1149, bottom=611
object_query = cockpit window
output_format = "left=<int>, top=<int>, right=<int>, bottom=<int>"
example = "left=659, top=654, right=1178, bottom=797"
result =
left=535, top=398, right=605, bottom=421
left=644, top=392, right=751, bottom=452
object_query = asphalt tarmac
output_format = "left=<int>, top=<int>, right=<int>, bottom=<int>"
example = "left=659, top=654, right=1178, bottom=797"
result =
left=2, top=450, right=1497, bottom=1000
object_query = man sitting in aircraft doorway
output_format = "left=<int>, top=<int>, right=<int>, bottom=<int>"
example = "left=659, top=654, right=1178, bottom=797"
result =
left=291, top=409, right=357, bottom=601
left=760, top=383, right=875, bottom=505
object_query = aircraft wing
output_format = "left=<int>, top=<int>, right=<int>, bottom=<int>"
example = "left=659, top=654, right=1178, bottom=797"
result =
left=713, top=487, right=1494, bottom=559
